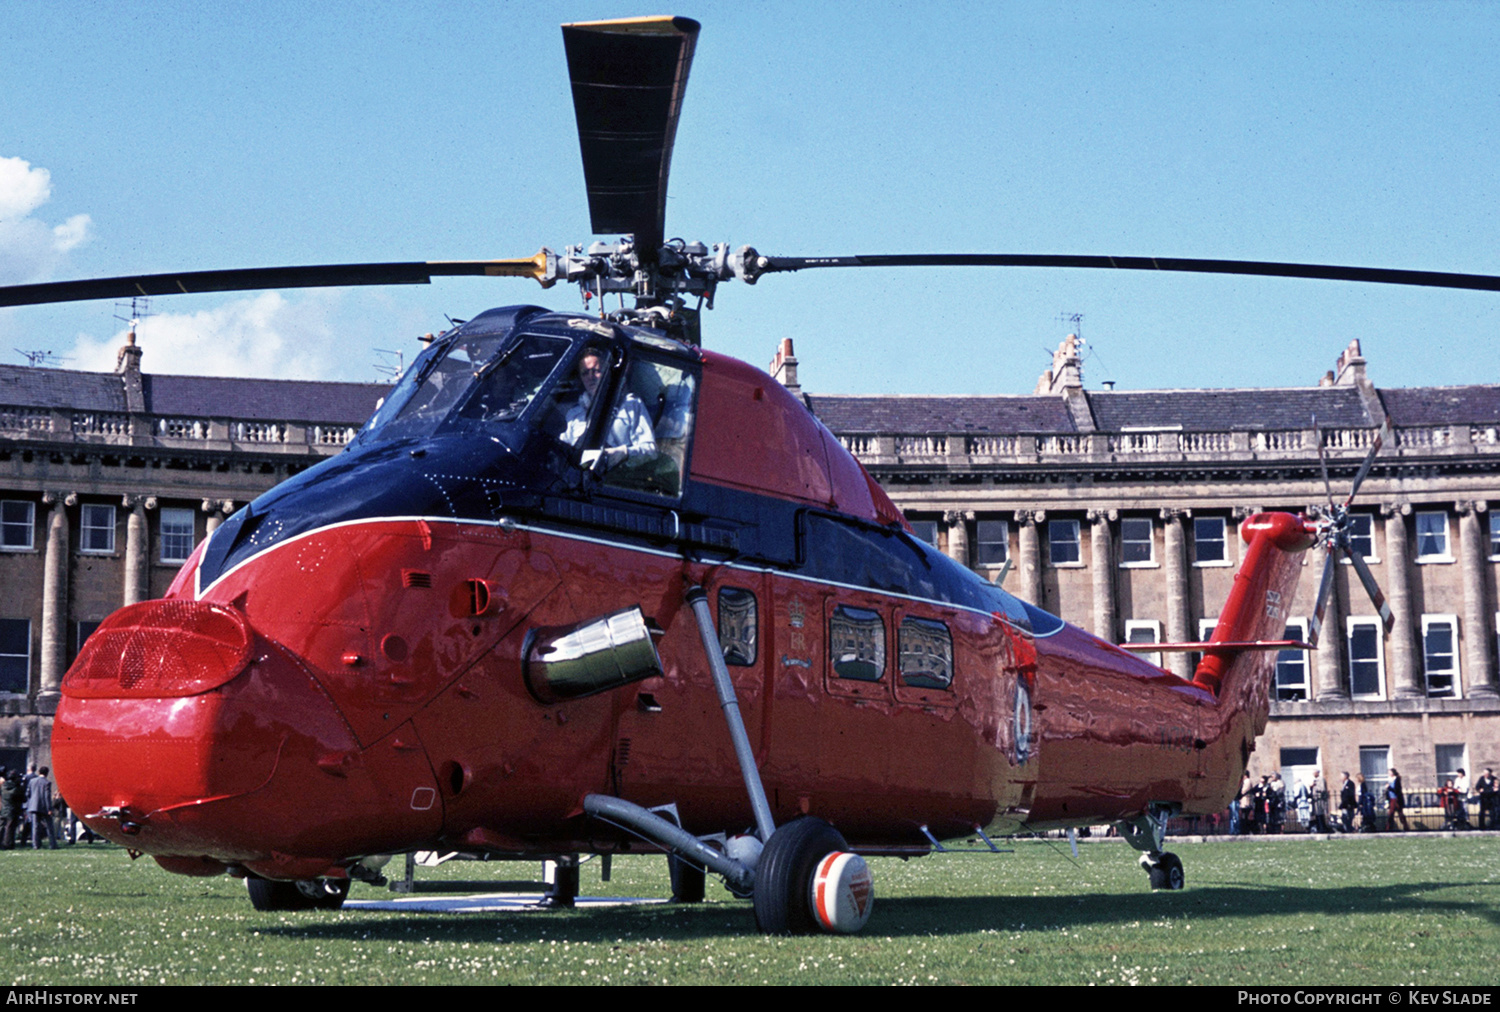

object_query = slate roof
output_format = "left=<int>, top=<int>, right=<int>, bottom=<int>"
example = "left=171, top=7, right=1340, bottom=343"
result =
left=143, top=374, right=385, bottom=423
left=1380, top=386, right=1500, bottom=426
left=807, top=394, right=1076, bottom=433
left=0, top=364, right=386, bottom=425
left=0, top=364, right=125, bottom=412
left=1086, top=387, right=1372, bottom=432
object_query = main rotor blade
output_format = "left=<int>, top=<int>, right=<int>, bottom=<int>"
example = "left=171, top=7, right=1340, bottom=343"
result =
left=563, top=16, right=700, bottom=256
left=756, top=253, right=1500, bottom=293
left=0, top=253, right=554, bottom=308
left=1344, top=414, right=1393, bottom=507
left=1306, top=548, right=1338, bottom=649
left=1344, top=546, right=1396, bottom=633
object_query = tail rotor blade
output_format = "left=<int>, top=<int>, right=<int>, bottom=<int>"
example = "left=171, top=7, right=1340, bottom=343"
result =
left=1306, top=548, right=1338, bottom=648
left=1344, top=414, right=1393, bottom=507
left=1345, top=546, right=1395, bottom=633
left=1313, top=415, right=1335, bottom=511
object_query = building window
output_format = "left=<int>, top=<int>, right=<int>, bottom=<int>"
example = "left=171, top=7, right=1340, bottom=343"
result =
left=898, top=616, right=953, bottom=690
left=80, top=504, right=115, bottom=554
left=1347, top=617, right=1385, bottom=699
left=1120, top=517, right=1154, bottom=566
left=717, top=587, right=757, bottom=666
left=1415, top=511, right=1451, bottom=561
left=1421, top=615, right=1459, bottom=698
left=1, top=501, right=35, bottom=551
left=0, top=619, right=29, bottom=694
left=1435, top=744, right=1468, bottom=787
left=1280, top=747, right=1321, bottom=793
left=1490, top=512, right=1500, bottom=560
left=976, top=520, right=1009, bottom=566
left=1275, top=619, right=1310, bottom=701
left=1124, top=619, right=1161, bottom=668
left=73, top=621, right=100, bottom=664
left=907, top=520, right=937, bottom=547
left=830, top=605, right=885, bottom=682
left=1193, top=517, right=1228, bottom=565
left=1047, top=520, right=1080, bottom=566
left=1347, top=513, right=1375, bottom=561
left=1358, top=745, right=1390, bottom=783
left=159, top=508, right=196, bottom=564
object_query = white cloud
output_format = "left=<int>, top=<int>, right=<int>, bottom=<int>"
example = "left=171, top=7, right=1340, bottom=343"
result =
left=0, top=155, right=92, bottom=284
left=69, top=291, right=346, bottom=380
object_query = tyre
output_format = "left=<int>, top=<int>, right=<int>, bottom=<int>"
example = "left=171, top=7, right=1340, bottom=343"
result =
left=1148, top=852, right=1185, bottom=891
left=668, top=854, right=706, bottom=903
left=753, top=817, right=847, bottom=934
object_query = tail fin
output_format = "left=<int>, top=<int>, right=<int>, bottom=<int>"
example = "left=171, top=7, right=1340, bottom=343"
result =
left=1192, top=512, right=1316, bottom=698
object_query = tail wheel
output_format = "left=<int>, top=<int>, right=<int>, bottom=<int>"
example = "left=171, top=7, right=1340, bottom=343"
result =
left=246, top=875, right=349, bottom=911
left=753, top=817, right=849, bottom=934
left=1147, top=852, right=1185, bottom=891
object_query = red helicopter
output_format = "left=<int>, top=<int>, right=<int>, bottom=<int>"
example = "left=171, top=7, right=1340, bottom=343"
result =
left=5, top=15, right=1499, bottom=935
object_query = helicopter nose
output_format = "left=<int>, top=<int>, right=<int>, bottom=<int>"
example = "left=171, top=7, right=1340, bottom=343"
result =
left=53, top=599, right=442, bottom=874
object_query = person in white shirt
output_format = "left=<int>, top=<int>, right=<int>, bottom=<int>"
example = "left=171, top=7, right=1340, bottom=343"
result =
left=561, top=348, right=656, bottom=469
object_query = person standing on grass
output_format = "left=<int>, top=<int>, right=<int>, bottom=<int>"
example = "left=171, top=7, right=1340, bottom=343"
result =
left=1386, top=768, right=1409, bottom=832
left=1477, top=768, right=1499, bottom=830
left=1339, top=772, right=1357, bottom=833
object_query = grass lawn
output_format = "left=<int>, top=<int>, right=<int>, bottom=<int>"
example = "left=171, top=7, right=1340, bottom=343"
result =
left=1, top=834, right=1495, bottom=985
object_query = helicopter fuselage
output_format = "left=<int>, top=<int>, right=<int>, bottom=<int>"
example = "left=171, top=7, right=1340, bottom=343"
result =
left=53, top=306, right=1308, bottom=882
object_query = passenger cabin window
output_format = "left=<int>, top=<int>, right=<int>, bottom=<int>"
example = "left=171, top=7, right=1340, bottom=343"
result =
left=898, top=616, right=953, bottom=690
left=830, top=605, right=885, bottom=681
left=718, top=587, right=757, bottom=666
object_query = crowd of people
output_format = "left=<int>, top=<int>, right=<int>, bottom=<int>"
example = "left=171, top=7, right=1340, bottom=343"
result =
left=0, top=766, right=96, bottom=849
left=1230, top=766, right=1500, bottom=834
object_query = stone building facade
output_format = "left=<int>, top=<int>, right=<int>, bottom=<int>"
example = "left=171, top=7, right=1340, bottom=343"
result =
left=3, top=332, right=1497, bottom=804
left=787, top=336, right=1500, bottom=796
left=0, top=337, right=383, bottom=774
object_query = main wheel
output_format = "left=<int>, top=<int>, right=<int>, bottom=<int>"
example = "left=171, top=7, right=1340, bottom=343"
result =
left=668, top=854, right=706, bottom=903
left=1147, top=852, right=1185, bottom=891
left=753, top=817, right=847, bottom=934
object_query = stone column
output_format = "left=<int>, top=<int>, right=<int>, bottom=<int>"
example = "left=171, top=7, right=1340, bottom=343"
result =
left=1458, top=501, right=1497, bottom=697
left=1382, top=504, right=1421, bottom=698
left=1161, top=508, right=1192, bottom=679
left=123, top=496, right=154, bottom=606
left=204, top=499, right=233, bottom=536
left=1088, top=509, right=1118, bottom=642
left=1015, top=510, right=1045, bottom=607
left=38, top=493, right=71, bottom=705
left=943, top=510, right=972, bottom=570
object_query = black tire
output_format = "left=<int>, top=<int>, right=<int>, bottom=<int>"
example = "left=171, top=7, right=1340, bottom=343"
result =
left=753, top=817, right=847, bottom=934
left=668, top=854, right=706, bottom=903
left=246, top=875, right=348, bottom=911
left=1148, top=852, right=1185, bottom=891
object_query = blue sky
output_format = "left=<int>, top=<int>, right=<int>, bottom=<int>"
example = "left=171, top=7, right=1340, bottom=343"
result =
left=3, top=1, right=1499, bottom=396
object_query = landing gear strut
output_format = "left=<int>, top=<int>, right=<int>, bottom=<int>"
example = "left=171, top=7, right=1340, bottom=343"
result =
left=245, top=874, right=350, bottom=911
left=1116, top=804, right=1185, bottom=891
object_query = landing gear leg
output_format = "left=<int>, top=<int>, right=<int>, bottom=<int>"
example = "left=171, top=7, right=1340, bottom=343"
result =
left=541, top=856, right=579, bottom=908
left=1116, top=804, right=1185, bottom=891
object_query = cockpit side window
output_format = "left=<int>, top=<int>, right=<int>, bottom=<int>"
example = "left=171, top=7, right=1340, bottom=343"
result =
left=556, top=346, right=698, bottom=499
left=360, top=331, right=514, bottom=442
left=598, top=356, right=698, bottom=498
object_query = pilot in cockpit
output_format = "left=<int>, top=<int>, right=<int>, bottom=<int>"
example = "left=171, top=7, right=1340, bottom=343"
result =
left=560, top=346, right=656, bottom=469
